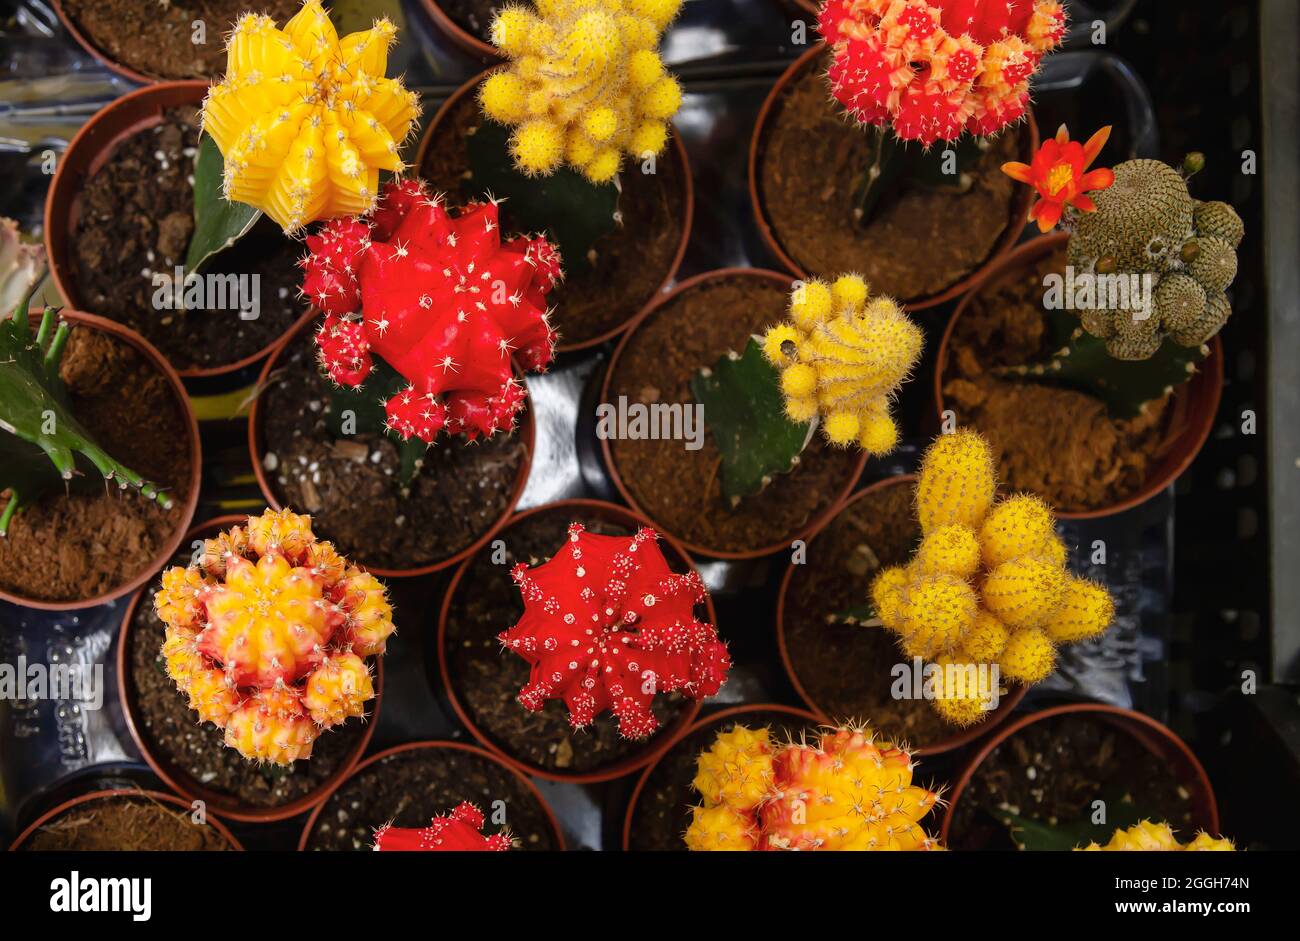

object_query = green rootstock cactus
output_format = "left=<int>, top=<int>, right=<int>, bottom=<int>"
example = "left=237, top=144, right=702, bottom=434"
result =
left=0, top=295, right=174, bottom=536
left=1066, top=156, right=1243, bottom=360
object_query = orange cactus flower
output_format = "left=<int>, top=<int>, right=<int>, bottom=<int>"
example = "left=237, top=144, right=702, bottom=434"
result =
left=1003, top=124, right=1116, bottom=232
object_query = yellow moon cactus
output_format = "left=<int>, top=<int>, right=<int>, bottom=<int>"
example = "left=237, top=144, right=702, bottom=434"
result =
left=201, top=0, right=421, bottom=232
left=761, top=274, right=923, bottom=455
left=1080, top=820, right=1234, bottom=851
left=869, top=430, right=1115, bottom=726
left=479, top=0, right=685, bottom=183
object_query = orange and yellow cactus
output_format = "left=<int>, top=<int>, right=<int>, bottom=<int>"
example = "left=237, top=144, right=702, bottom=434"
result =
left=1080, top=821, right=1235, bottom=852
left=479, top=0, right=684, bottom=183
left=870, top=430, right=1115, bottom=727
left=685, top=723, right=943, bottom=851
left=154, top=509, right=394, bottom=764
left=761, top=274, right=923, bottom=455
left=200, top=0, right=421, bottom=232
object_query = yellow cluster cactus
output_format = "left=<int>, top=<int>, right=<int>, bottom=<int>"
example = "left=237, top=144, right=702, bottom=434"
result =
left=870, top=430, right=1115, bottom=726
left=201, top=0, right=421, bottom=232
left=761, top=274, right=923, bottom=455
left=685, top=723, right=944, bottom=851
left=479, top=0, right=685, bottom=183
left=1080, top=821, right=1234, bottom=852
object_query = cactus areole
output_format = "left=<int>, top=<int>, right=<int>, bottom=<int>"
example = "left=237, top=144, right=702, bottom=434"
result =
left=498, top=523, right=731, bottom=739
left=373, top=801, right=512, bottom=851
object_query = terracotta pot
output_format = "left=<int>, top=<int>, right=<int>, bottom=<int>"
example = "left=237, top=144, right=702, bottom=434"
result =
left=435, top=498, right=715, bottom=783
left=941, top=702, right=1221, bottom=846
left=248, top=312, right=535, bottom=578
left=44, top=81, right=314, bottom=379
left=51, top=0, right=168, bottom=85
left=0, top=311, right=201, bottom=611
left=748, top=44, right=1039, bottom=312
left=415, top=68, right=694, bottom=353
left=599, top=267, right=868, bottom=559
left=10, top=788, right=243, bottom=850
left=114, top=516, right=382, bottom=823
left=418, top=0, right=502, bottom=60
left=775, top=474, right=1027, bottom=755
left=621, top=703, right=820, bottom=850
left=297, top=739, right=565, bottom=850
left=934, top=231, right=1225, bottom=520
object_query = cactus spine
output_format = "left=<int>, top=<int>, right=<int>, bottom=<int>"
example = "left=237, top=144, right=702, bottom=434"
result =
left=373, top=802, right=513, bottom=851
left=1080, top=821, right=1234, bottom=852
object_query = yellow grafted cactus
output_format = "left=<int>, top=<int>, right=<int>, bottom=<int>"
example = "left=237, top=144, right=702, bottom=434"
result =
left=865, top=430, right=1116, bottom=726
left=1080, top=820, right=1235, bottom=851
left=480, top=0, right=685, bottom=183
left=690, top=725, right=774, bottom=811
left=761, top=274, right=923, bottom=455
left=685, top=723, right=944, bottom=851
left=201, top=0, right=421, bottom=232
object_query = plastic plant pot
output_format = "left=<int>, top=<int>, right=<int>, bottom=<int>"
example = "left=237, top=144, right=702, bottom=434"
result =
left=418, top=0, right=503, bottom=61
left=10, top=788, right=243, bottom=850
left=50, top=0, right=170, bottom=85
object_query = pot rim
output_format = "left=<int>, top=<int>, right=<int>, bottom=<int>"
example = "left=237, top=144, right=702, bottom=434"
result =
left=434, top=497, right=716, bottom=783
left=598, top=266, right=868, bottom=559
left=417, top=0, right=503, bottom=61
left=114, top=515, right=384, bottom=823
left=939, top=701, right=1221, bottom=845
left=773, top=473, right=1028, bottom=755
left=9, top=787, right=244, bottom=851
left=296, top=738, right=566, bottom=851
left=246, top=311, right=535, bottom=578
left=933, top=230, right=1225, bottom=520
left=620, top=702, right=821, bottom=851
left=50, top=0, right=178, bottom=85
left=414, top=66, right=696, bottom=353
left=0, top=310, right=201, bottom=610
left=747, top=43, right=1039, bottom=313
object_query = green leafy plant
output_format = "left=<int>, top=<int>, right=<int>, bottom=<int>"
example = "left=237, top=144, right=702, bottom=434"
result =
left=184, top=134, right=260, bottom=274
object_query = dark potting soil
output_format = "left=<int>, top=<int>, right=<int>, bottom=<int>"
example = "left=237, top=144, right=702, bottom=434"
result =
left=608, top=275, right=862, bottom=554
left=305, top=747, right=560, bottom=851
left=443, top=507, right=694, bottom=775
left=21, top=794, right=231, bottom=851
left=947, top=715, right=1197, bottom=851
left=941, top=244, right=1171, bottom=512
left=625, top=710, right=819, bottom=852
left=0, top=326, right=192, bottom=602
left=419, top=87, right=687, bottom=348
left=758, top=54, right=1025, bottom=301
left=127, top=568, right=368, bottom=810
left=259, top=330, right=528, bottom=571
left=783, top=480, right=957, bottom=748
left=61, top=0, right=301, bottom=80
left=434, top=0, right=500, bottom=44
left=72, top=107, right=303, bottom=372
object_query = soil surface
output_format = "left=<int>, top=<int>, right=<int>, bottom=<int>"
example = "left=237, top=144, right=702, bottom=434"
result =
left=942, top=245, right=1171, bottom=511
left=626, top=709, right=819, bottom=851
left=758, top=54, right=1025, bottom=301
left=22, top=794, right=231, bottom=850
left=444, top=507, right=696, bottom=775
left=305, top=747, right=560, bottom=851
left=127, top=559, right=368, bottom=810
left=434, top=0, right=499, bottom=45
left=259, top=329, right=528, bottom=571
left=948, top=714, right=1197, bottom=850
left=419, top=87, right=687, bottom=347
left=72, top=107, right=304, bottom=372
left=0, top=326, right=192, bottom=602
left=62, top=0, right=301, bottom=80
left=783, top=480, right=961, bottom=747
left=608, top=275, right=862, bottom=553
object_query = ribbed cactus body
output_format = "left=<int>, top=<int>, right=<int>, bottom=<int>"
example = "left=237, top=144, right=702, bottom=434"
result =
left=373, top=802, right=513, bottom=851
left=155, top=509, right=395, bottom=764
left=1080, top=820, right=1234, bottom=852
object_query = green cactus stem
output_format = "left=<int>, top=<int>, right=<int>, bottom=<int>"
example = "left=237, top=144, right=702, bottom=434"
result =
left=0, top=295, right=174, bottom=536
left=856, top=130, right=988, bottom=226
left=690, top=336, right=813, bottom=507
left=322, top=356, right=428, bottom=493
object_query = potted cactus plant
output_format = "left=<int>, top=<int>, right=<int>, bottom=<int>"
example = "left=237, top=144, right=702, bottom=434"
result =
left=750, top=0, right=1062, bottom=307
left=373, top=801, right=514, bottom=851
left=417, top=0, right=693, bottom=350
left=937, top=130, right=1237, bottom=515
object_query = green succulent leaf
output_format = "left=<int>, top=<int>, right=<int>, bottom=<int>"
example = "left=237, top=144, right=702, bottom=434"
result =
left=827, top=600, right=880, bottom=627
left=185, top=134, right=262, bottom=274
left=691, top=336, right=813, bottom=507
left=465, top=121, right=619, bottom=274
left=994, top=788, right=1154, bottom=852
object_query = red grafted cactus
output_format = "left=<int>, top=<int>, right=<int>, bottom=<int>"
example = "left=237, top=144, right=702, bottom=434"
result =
left=819, top=0, right=1067, bottom=144
left=300, top=178, right=562, bottom=443
left=498, top=523, right=731, bottom=739
left=373, top=802, right=512, bottom=851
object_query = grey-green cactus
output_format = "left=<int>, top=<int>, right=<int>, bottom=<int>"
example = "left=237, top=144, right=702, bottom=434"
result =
left=0, top=293, right=174, bottom=536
